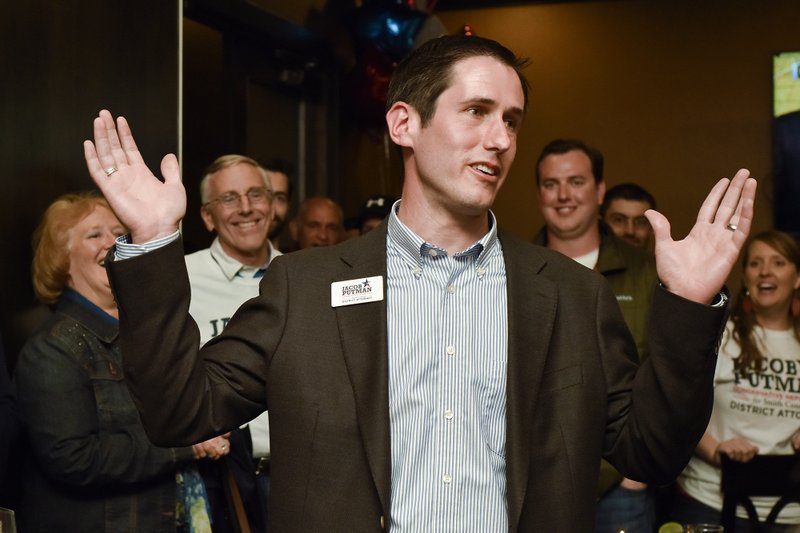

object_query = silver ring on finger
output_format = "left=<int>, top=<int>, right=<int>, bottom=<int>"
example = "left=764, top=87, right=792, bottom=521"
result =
left=103, top=166, right=118, bottom=177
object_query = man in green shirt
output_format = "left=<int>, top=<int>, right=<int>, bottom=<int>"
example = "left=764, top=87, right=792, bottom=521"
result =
left=533, top=138, right=658, bottom=533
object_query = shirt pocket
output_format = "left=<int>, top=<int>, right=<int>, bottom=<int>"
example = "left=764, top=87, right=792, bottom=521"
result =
left=82, top=349, right=140, bottom=428
left=478, top=353, right=507, bottom=457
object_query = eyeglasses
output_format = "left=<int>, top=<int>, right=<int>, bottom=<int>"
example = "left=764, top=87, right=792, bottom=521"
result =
left=204, top=187, right=272, bottom=208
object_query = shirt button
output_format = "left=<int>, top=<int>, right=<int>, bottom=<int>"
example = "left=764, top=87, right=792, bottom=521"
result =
left=444, top=409, right=454, bottom=420
left=380, top=516, right=385, bottom=529
left=447, top=285, right=455, bottom=294
left=446, top=345, right=455, bottom=356
left=443, top=474, right=452, bottom=484
left=429, top=249, right=438, bottom=257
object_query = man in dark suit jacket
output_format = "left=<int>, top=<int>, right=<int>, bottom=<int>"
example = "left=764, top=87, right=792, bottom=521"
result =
left=84, top=35, right=756, bottom=531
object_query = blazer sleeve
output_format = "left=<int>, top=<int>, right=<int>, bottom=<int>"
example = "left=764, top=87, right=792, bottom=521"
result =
left=107, top=238, right=282, bottom=446
left=601, top=283, right=727, bottom=484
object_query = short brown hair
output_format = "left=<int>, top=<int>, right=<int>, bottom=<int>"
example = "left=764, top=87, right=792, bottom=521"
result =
left=32, top=191, right=112, bottom=304
left=536, top=139, right=604, bottom=185
left=386, top=35, right=530, bottom=127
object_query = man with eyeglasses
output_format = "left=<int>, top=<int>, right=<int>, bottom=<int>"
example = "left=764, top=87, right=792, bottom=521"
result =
left=187, top=154, right=280, bottom=533
left=190, top=154, right=280, bottom=340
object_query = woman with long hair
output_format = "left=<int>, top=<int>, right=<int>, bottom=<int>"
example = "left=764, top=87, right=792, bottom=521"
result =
left=673, top=229, right=800, bottom=530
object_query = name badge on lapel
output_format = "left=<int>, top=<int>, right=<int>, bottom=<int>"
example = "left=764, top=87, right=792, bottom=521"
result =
left=331, top=276, right=384, bottom=307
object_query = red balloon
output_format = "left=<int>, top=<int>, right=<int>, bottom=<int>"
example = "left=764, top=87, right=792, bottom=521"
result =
left=348, top=43, right=396, bottom=129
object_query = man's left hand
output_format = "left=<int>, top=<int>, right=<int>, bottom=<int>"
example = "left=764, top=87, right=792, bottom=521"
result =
left=646, top=168, right=756, bottom=304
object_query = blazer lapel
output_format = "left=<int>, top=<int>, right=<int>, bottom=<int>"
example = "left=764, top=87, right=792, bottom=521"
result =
left=500, top=231, right=558, bottom=531
left=330, top=227, right=559, bottom=526
left=333, top=226, right=392, bottom=518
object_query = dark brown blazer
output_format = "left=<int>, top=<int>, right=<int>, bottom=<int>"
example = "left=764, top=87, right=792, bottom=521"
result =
left=108, top=223, right=726, bottom=532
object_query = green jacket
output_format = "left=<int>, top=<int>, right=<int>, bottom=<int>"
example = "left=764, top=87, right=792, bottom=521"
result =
left=534, top=223, right=657, bottom=495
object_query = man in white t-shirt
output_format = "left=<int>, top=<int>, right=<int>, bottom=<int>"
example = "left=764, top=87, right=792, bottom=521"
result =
left=186, top=154, right=281, bottom=533
left=532, top=138, right=658, bottom=533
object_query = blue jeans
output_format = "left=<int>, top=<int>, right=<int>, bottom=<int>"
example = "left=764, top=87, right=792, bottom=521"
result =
left=596, top=484, right=656, bottom=533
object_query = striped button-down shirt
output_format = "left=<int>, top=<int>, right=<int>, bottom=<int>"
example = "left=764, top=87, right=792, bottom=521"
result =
left=386, top=204, right=509, bottom=532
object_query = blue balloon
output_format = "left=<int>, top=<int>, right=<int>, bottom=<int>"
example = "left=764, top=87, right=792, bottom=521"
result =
left=354, top=0, right=428, bottom=63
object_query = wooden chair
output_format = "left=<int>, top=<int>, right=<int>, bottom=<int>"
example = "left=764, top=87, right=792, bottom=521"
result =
left=720, top=454, right=800, bottom=532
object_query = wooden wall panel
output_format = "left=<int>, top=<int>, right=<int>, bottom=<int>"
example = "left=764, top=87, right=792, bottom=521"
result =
left=0, top=0, right=180, bottom=359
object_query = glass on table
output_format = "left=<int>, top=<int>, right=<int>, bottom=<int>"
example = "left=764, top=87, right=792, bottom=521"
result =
left=0, top=507, right=16, bottom=533
left=684, top=524, right=723, bottom=532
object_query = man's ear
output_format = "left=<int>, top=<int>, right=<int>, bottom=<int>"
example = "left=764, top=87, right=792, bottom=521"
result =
left=200, top=206, right=216, bottom=232
left=386, top=101, right=418, bottom=148
left=596, top=180, right=606, bottom=206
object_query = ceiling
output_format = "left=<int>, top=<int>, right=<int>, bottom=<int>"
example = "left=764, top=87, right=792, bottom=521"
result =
left=434, top=0, right=599, bottom=10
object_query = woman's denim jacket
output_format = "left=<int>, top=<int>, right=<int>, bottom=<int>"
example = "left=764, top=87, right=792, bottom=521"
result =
left=14, top=289, right=194, bottom=532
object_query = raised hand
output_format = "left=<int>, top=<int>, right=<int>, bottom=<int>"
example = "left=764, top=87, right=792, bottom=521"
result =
left=645, top=169, right=757, bottom=304
left=83, top=109, right=186, bottom=243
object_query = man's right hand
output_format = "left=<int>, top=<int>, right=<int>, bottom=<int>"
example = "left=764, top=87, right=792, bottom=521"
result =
left=191, top=433, right=231, bottom=461
left=83, top=109, right=186, bottom=243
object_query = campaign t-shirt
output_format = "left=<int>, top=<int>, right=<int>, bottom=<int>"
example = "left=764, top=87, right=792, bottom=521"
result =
left=678, top=323, right=800, bottom=523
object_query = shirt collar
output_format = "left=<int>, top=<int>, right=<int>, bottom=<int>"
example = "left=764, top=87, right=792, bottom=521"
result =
left=386, top=199, right=500, bottom=273
left=209, top=236, right=276, bottom=280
